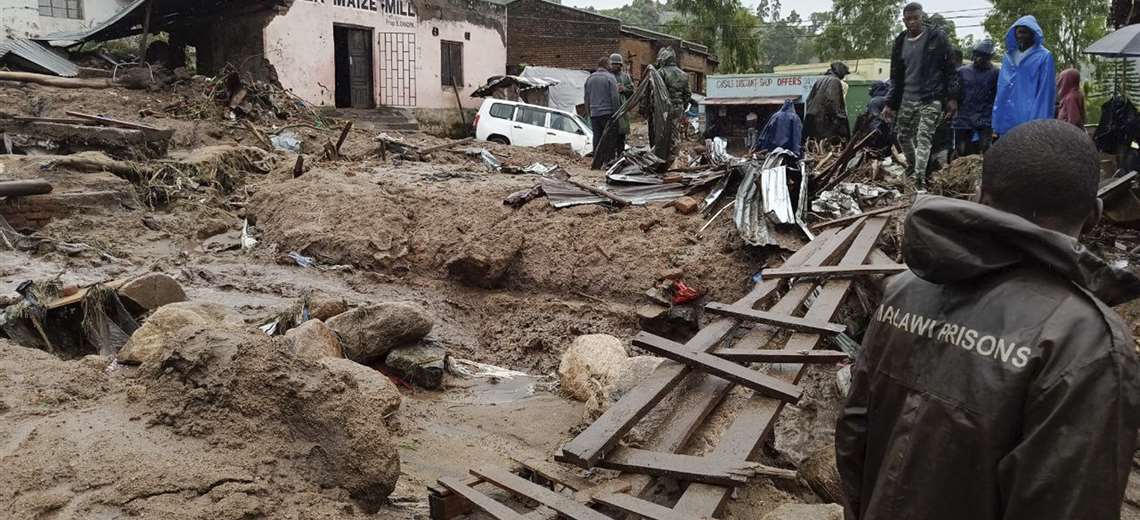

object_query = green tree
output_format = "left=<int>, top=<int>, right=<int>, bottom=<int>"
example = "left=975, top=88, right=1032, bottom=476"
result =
left=754, top=0, right=817, bottom=71
left=814, top=0, right=902, bottom=60
left=663, top=0, right=762, bottom=73
left=599, top=0, right=663, bottom=29
left=984, top=0, right=1110, bottom=69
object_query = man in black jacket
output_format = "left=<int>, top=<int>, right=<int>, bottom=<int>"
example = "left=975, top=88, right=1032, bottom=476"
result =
left=836, top=119, right=1140, bottom=520
left=882, top=2, right=959, bottom=192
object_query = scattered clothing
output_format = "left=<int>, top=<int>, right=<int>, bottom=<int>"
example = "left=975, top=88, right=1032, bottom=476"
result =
left=1057, top=68, right=1086, bottom=128
left=896, top=99, right=942, bottom=189
left=837, top=196, right=1140, bottom=520
left=758, top=100, right=803, bottom=156
left=993, top=16, right=1056, bottom=135
left=805, top=73, right=850, bottom=143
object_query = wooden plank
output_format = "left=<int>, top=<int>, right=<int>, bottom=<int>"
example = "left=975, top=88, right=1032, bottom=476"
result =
left=471, top=467, right=611, bottom=520
left=599, top=447, right=795, bottom=486
left=430, top=476, right=484, bottom=519
left=515, top=458, right=595, bottom=492
left=65, top=111, right=165, bottom=132
left=703, top=302, right=846, bottom=335
left=419, top=136, right=475, bottom=156
left=1099, top=171, right=1138, bottom=198
left=594, top=494, right=700, bottom=520
left=632, top=332, right=802, bottom=403
left=558, top=225, right=853, bottom=470
left=671, top=217, right=891, bottom=519
left=437, top=476, right=526, bottom=520
left=761, top=263, right=907, bottom=279
left=809, top=203, right=908, bottom=231
left=711, top=349, right=850, bottom=364
left=45, top=278, right=130, bottom=310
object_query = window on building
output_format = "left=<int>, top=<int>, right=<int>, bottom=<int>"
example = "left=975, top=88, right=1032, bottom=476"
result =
left=441, top=41, right=463, bottom=87
left=514, top=106, right=547, bottom=127
left=549, top=113, right=583, bottom=134
left=39, top=0, right=82, bottom=19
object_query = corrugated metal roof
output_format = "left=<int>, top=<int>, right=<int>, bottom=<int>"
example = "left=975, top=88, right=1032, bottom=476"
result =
left=0, top=38, right=79, bottom=77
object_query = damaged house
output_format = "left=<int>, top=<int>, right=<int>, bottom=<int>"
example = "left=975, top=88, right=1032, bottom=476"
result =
left=40, top=0, right=508, bottom=129
left=1, top=0, right=134, bottom=38
left=505, top=0, right=717, bottom=99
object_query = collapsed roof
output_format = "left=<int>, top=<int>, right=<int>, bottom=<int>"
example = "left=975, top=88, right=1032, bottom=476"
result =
left=46, top=0, right=292, bottom=44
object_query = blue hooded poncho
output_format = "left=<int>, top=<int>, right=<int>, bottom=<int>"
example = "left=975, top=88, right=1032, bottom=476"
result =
left=992, top=15, right=1056, bottom=135
left=758, top=100, right=802, bottom=156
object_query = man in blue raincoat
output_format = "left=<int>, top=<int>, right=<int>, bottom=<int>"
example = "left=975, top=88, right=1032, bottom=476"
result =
left=758, top=99, right=802, bottom=156
left=993, top=15, right=1056, bottom=136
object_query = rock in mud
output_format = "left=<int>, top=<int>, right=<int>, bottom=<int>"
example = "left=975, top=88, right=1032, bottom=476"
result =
left=325, top=302, right=433, bottom=364
left=320, top=357, right=402, bottom=417
left=149, top=328, right=401, bottom=512
left=800, top=446, right=843, bottom=504
left=445, top=239, right=522, bottom=289
left=309, top=295, right=349, bottom=321
left=584, top=354, right=667, bottom=420
left=761, top=504, right=844, bottom=520
left=285, top=319, right=343, bottom=360
left=637, top=303, right=701, bottom=342
left=117, top=272, right=187, bottom=311
left=116, top=302, right=231, bottom=365
left=558, top=334, right=627, bottom=402
left=384, top=343, right=446, bottom=390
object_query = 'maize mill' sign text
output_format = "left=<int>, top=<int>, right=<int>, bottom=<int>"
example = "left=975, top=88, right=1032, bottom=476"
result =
left=305, top=0, right=416, bottom=18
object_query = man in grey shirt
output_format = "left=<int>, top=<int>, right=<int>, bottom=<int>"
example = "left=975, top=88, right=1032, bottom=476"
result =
left=584, top=56, right=621, bottom=157
left=883, top=2, right=959, bottom=192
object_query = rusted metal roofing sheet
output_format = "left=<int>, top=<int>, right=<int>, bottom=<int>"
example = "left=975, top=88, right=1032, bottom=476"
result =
left=0, top=38, right=79, bottom=77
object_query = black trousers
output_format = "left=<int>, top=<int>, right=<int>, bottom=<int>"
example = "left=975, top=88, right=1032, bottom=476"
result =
left=591, top=116, right=610, bottom=156
left=954, top=128, right=994, bottom=157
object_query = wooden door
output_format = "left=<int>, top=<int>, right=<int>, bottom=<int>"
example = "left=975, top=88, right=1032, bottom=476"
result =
left=346, top=28, right=374, bottom=109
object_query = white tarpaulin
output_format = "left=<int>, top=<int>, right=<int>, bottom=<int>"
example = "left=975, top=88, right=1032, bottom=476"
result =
left=520, top=66, right=590, bottom=113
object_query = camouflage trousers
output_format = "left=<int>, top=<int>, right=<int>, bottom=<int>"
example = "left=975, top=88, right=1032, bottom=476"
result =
left=896, top=99, right=942, bottom=189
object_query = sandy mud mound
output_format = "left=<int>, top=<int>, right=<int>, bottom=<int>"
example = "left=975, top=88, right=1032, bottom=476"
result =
left=0, top=324, right=401, bottom=518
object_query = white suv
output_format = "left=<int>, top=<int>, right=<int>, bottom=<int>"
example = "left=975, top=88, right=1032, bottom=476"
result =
left=473, top=99, right=593, bottom=156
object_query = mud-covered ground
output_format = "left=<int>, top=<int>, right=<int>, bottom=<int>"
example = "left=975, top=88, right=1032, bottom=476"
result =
left=3, top=80, right=1140, bottom=520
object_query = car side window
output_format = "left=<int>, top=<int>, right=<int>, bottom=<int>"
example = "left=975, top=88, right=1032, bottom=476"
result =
left=549, top=113, right=583, bottom=134
left=489, top=103, right=515, bottom=120
left=514, top=106, right=548, bottom=127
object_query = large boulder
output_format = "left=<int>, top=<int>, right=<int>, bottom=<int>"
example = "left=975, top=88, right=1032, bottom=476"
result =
left=285, top=319, right=343, bottom=360
left=309, top=295, right=349, bottom=321
left=761, top=504, right=844, bottom=520
left=325, top=302, right=433, bottom=363
left=558, top=334, right=628, bottom=402
left=117, top=302, right=231, bottom=365
left=320, top=358, right=402, bottom=417
left=117, top=273, right=187, bottom=311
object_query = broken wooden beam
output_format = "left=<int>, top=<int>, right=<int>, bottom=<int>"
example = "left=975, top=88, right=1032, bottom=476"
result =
left=760, top=263, right=907, bottom=280
left=598, top=447, right=795, bottom=487
left=1098, top=171, right=1138, bottom=199
left=711, top=349, right=850, bottom=364
left=436, top=476, right=524, bottom=520
left=564, top=178, right=632, bottom=207
left=65, top=111, right=166, bottom=132
left=632, top=332, right=803, bottom=402
left=470, top=467, right=610, bottom=520
left=671, top=217, right=891, bottom=519
left=0, top=71, right=114, bottom=89
left=241, top=120, right=273, bottom=150
left=810, top=203, right=909, bottom=231
left=593, top=494, right=695, bottom=520
left=418, top=136, right=475, bottom=157
left=558, top=222, right=862, bottom=470
left=335, top=120, right=354, bottom=155
left=0, top=180, right=53, bottom=198
left=703, top=302, right=846, bottom=335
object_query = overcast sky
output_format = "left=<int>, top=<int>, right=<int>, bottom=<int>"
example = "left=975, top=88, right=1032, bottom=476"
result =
left=564, top=0, right=995, bottom=40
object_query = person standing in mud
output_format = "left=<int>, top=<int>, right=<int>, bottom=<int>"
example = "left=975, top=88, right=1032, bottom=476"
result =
left=610, top=53, right=634, bottom=155
left=804, top=61, right=851, bottom=145
left=882, top=2, right=959, bottom=193
left=952, top=40, right=999, bottom=157
left=993, top=15, right=1056, bottom=136
left=641, top=46, right=691, bottom=171
left=836, top=119, right=1140, bottom=520
left=584, top=56, right=621, bottom=160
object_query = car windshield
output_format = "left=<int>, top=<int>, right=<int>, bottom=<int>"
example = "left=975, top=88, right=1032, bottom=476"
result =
left=575, top=115, right=593, bottom=138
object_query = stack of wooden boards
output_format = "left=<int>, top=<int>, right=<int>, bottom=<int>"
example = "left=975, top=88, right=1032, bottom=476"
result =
left=429, top=215, right=904, bottom=519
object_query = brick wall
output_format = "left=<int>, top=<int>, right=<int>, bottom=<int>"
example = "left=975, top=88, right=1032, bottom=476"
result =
left=507, top=0, right=621, bottom=71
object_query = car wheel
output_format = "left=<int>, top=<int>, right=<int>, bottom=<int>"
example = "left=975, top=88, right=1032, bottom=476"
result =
left=489, top=135, right=510, bottom=145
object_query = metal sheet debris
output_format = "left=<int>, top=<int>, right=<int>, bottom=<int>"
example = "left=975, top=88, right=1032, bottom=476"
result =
left=540, top=178, right=688, bottom=208
left=0, top=38, right=79, bottom=77
left=761, top=165, right=794, bottom=224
